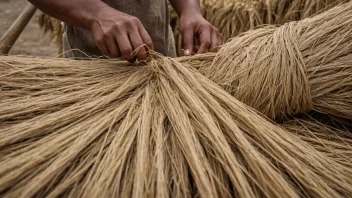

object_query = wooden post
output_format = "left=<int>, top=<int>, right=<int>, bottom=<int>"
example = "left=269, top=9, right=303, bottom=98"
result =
left=0, top=3, right=37, bottom=54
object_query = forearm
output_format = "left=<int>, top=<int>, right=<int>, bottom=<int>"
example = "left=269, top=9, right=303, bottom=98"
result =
left=168, top=0, right=201, bottom=16
left=28, top=0, right=109, bottom=29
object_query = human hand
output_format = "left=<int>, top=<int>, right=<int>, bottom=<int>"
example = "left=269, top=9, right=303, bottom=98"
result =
left=180, top=13, right=222, bottom=56
left=89, top=6, right=153, bottom=62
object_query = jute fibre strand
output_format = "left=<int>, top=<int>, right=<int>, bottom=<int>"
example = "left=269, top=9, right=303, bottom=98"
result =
left=1, top=56, right=351, bottom=198
left=1, top=2, right=352, bottom=198
left=282, top=117, right=352, bottom=164
left=198, top=1, right=352, bottom=122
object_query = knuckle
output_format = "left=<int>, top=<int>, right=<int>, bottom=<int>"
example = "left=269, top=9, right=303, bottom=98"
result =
left=121, top=48, right=132, bottom=55
left=204, top=23, right=212, bottom=28
left=101, top=32, right=109, bottom=40
left=95, top=37, right=104, bottom=45
left=113, top=23, right=126, bottom=33
left=114, top=22, right=122, bottom=28
left=120, top=19, right=131, bottom=26
left=105, top=27, right=114, bottom=35
left=199, top=22, right=210, bottom=29
left=111, top=24, right=120, bottom=31
left=203, top=40, right=211, bottom=47
left=186, top=22, right=194, bottom=28
left=145, top=39, right=153, bottom=46
left=130, top=16, right=140, bottom=24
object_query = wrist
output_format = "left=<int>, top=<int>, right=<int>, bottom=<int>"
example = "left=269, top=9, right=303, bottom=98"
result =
left=181, top=6, right=201, bottom=16
left=180, top=6, right=202, bottom=18
left=170, top=0, right=202, bottom=18
left=80, top=0, right=108, bottom=29
left=180, top=11, right=202, bottom=20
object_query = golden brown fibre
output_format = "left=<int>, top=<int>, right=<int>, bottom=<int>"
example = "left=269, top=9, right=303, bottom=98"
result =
left=201, top=1, right=352, bottom=121
left=1, top=53, right=352, bottom=197
left=1, top=2, right=352, bottom=198
left=282, top=117, right=352, bottom=164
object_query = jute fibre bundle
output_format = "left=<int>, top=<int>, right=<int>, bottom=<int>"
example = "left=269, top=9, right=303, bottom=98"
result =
left=1, top=53, right=352, bottom=197
left=191, top=1, right=352, bottom=124
left=172, top=0, right=346, bottom=56
left=1, top=3, right=352, bottom=198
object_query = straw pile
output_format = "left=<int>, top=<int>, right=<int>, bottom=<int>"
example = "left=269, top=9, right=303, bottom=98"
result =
left=1, top=2, right=352, bottom=197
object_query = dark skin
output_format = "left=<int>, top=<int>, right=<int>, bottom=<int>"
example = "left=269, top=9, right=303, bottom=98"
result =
left=29, top=0, right=223, bottom=61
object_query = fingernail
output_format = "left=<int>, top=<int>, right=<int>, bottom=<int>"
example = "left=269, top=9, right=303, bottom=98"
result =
left=184, top=49, right=190, bottom=56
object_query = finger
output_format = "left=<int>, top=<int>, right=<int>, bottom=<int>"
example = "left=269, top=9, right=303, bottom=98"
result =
left=182, top=27, right=194, bottom=56
left=197, top=26, right=212, bottom=54
left=138, top=26, right=154, bottom=51
left=129, top=31, right=147, bottom=61
left=210, top=30, right=221, bottom=52
left=193, top=37, right=200, bottom=54
left=115, top=33, right=135, bottom=62
left=91, top=23, right=110, bottom=56
left=106, top=36, right=121, bottom=58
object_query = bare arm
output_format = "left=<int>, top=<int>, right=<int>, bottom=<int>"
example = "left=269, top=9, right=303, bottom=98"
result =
left=168, top=0, right=202, bottom=17
left=169, top=0, right=222, bottom=55
left=29, top=0, right=101, bottom=29
left=29, top=0, right=153, bottom=61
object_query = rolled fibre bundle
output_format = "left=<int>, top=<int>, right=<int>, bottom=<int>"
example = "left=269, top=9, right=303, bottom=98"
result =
left=1, top=53, right=352, bottom=197
left=200, top=2, right=352, bottom=122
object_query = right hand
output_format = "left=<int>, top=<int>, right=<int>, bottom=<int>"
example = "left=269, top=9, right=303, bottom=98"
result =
left=89, top=6, right=153, bottom=62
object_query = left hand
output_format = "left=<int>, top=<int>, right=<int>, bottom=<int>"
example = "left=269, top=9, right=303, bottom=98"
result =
left=180, top=13, right=223, bottom=56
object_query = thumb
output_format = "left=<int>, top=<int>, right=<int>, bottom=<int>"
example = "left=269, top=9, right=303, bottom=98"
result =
left=183, top=27, right=194, bottom=56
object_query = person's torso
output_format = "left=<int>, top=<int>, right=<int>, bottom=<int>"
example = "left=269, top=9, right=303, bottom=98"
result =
left=64, top=0, right=176, bottom=58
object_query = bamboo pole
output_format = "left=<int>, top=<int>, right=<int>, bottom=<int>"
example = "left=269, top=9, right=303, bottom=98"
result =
left=0, top=3, right=37, bottom=54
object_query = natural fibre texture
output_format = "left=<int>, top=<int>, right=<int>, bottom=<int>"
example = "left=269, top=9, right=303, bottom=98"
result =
left=1, top=55, right=352, bottom=198
left=282, top=117, right=352, bottom=164
left=37, top=12, right=63, bottom=55
left=1, top=2, right=352, bottom=198
left=171, top=0, right=347, bottom=56
left=199, top=1, right=352, bottom=122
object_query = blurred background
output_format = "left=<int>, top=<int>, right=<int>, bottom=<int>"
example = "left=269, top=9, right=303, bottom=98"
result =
left=0, top=0, right=57, bottom=56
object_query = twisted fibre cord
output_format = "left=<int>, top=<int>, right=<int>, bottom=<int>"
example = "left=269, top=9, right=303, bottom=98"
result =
left=201, top=1, right=352, bottom=121
left=0, top=2, right=352, bottom=198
